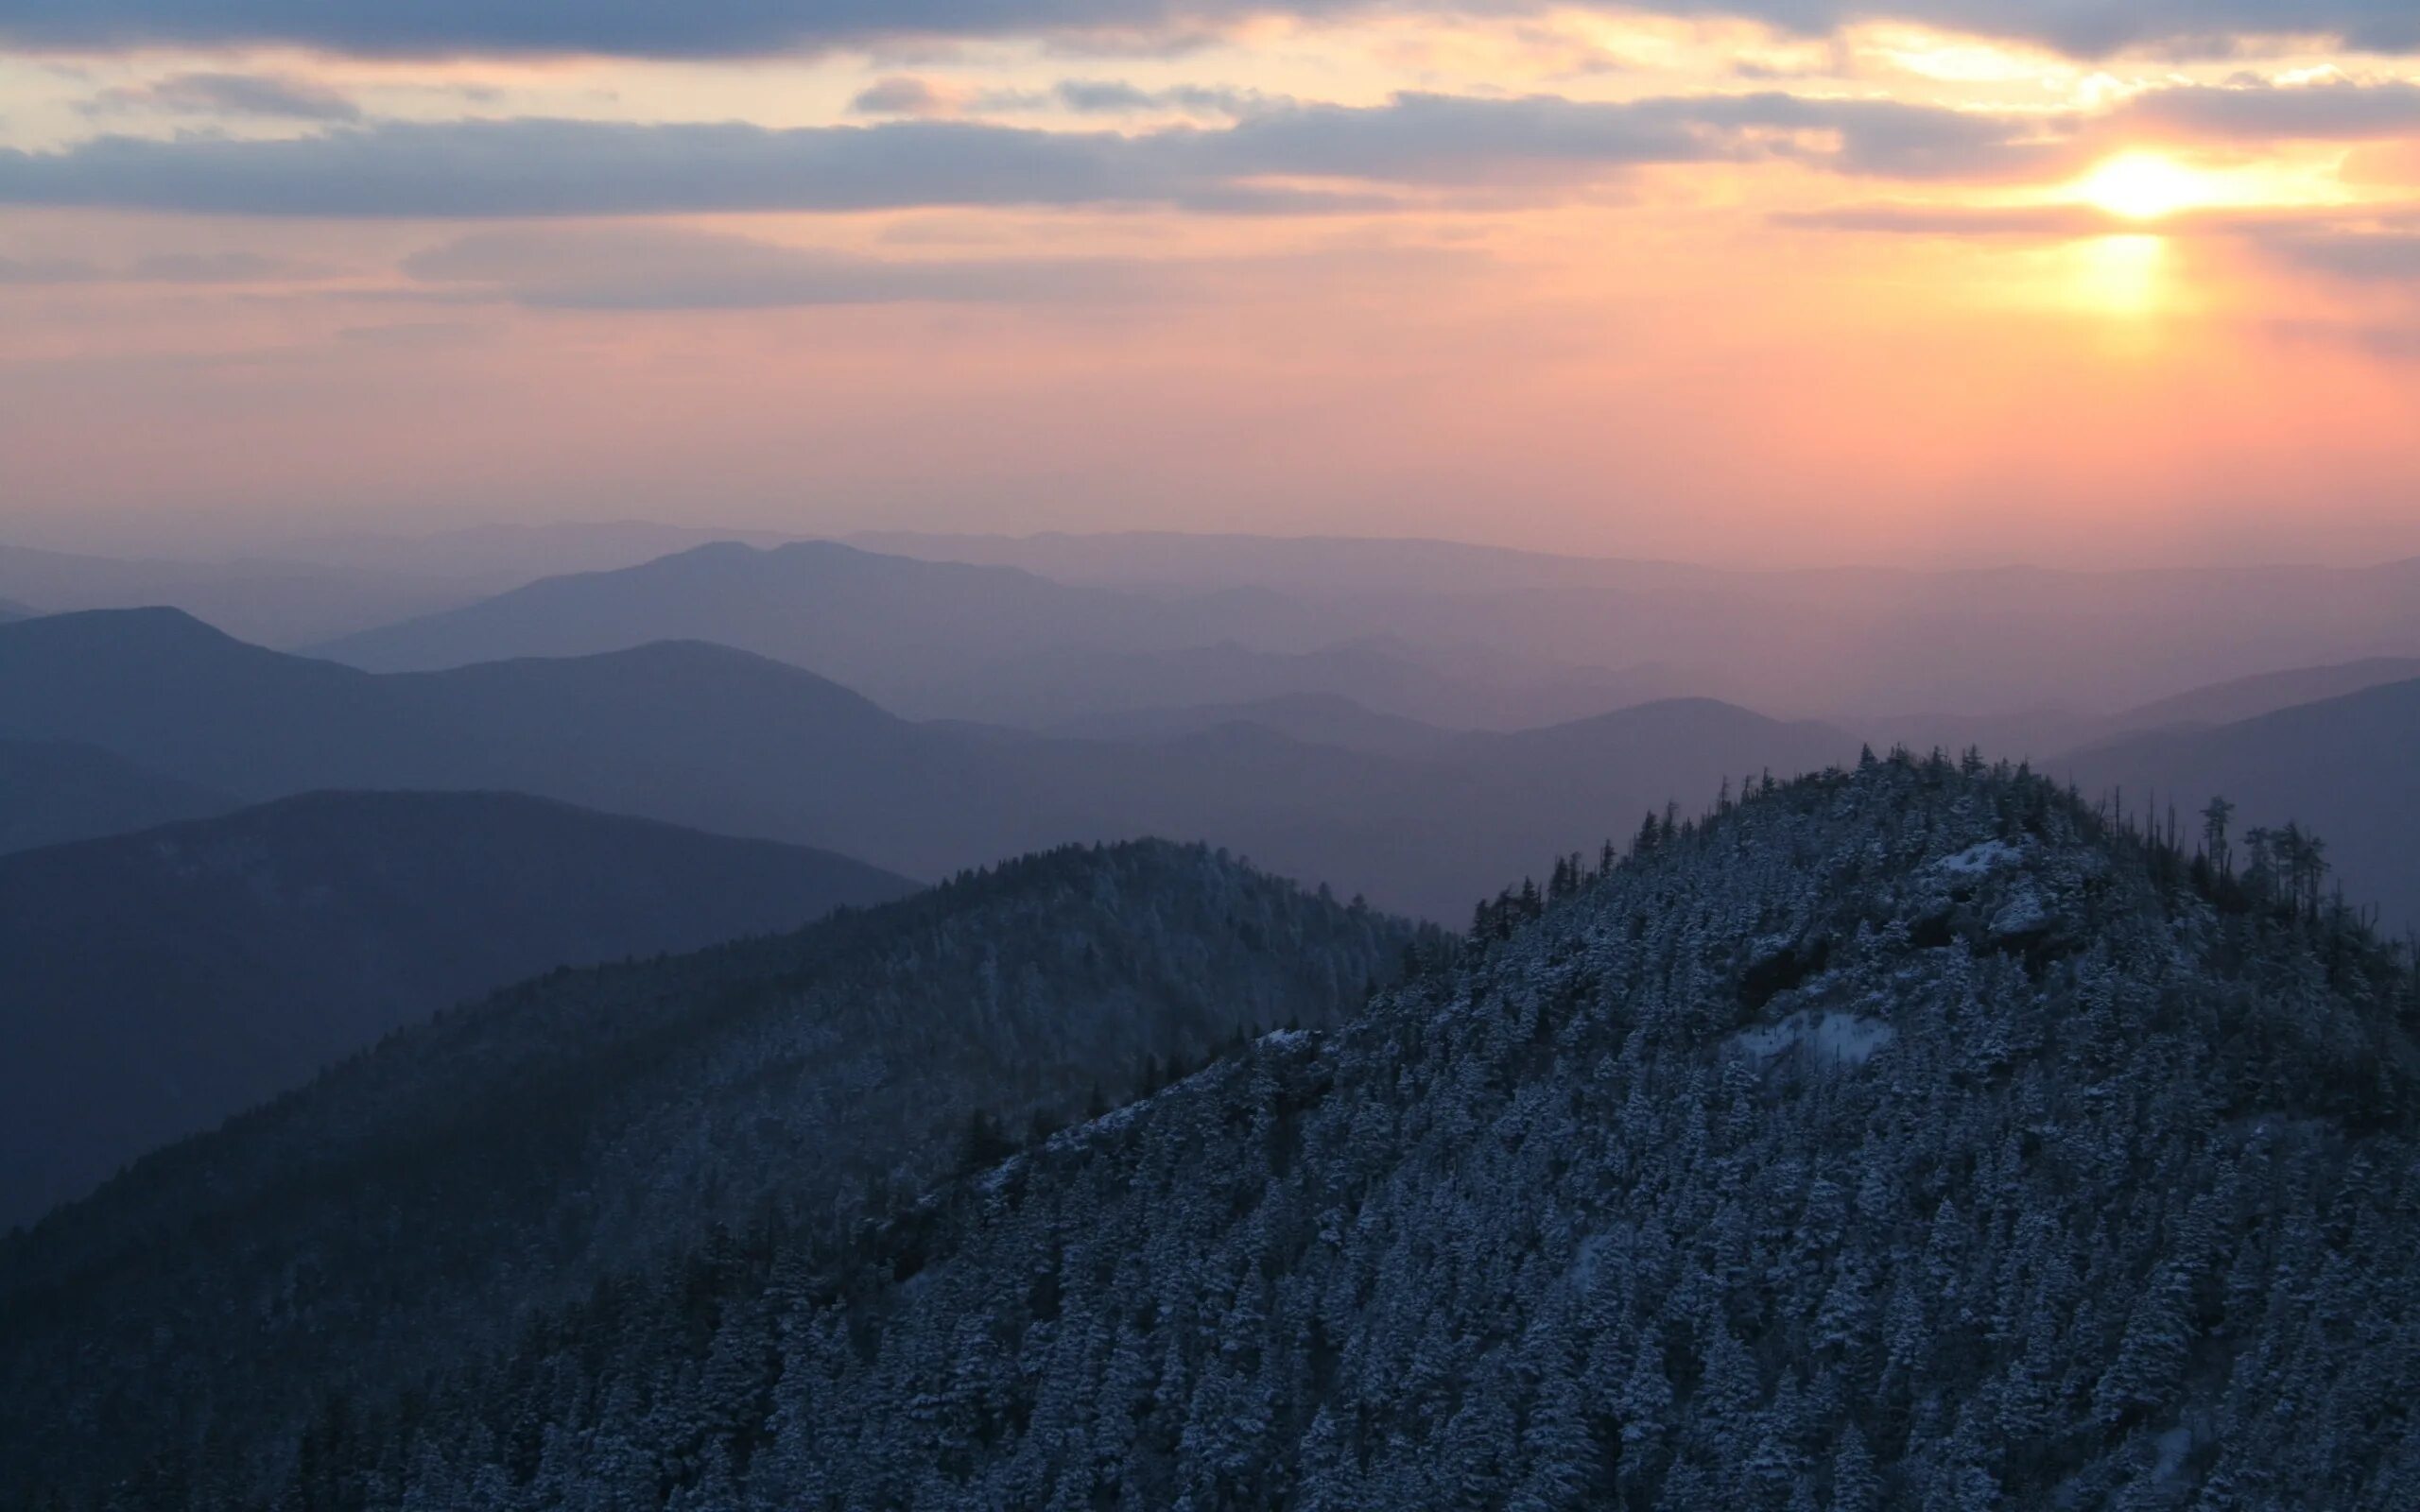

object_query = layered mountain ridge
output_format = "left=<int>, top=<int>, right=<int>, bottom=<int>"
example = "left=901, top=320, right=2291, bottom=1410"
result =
left=0, top=607, right=1855, bottom=919
left=13, top=755, right=2414, bottom=1508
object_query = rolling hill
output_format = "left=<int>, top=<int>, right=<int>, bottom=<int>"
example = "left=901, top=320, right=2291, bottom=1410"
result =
left=0, top=789, right=913, bottom=1227
left=0, top=737, right=235, bottom=853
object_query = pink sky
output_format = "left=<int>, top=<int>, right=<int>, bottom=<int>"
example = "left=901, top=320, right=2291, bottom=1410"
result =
left=2, top=6, right=2418, bottom=567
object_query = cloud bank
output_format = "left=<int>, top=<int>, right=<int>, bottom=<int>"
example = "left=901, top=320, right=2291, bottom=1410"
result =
left=0, top=93, right=2066, bottom=217
left=4, top=0, right=2417, bottom=60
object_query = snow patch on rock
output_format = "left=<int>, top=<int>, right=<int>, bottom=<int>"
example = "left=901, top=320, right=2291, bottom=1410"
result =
left=1734, top=1010, right=1896, bottom=1067
left=1932, top=838, right=2024, bottom=878
left=1990, top=888, right=2052, bottom=938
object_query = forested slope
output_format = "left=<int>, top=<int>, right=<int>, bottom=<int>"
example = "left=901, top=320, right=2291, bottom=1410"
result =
left=161, top=755, right=2420, bottom=1511
left=0, top=841, right=1420, bottom=1509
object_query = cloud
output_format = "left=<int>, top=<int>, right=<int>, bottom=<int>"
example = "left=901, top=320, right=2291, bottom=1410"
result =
left=0, top=249, right=296, bottom=283
left=1700, top=1, right=2420, bottom=59
left=0, top=0, right=1239, bottom=57
left=2268, top=316, right=2420, bottom=360
left=1199, top=91, right=2066, bottom=185
left=1775, top=202, right=2129, bottom=237
left=127, top=249, right=299, bottom=279
left=850, top=77, right=959, bottom=117
left=0, top=253, right=91, bottom=284
left=1781, top=200, right=2420, bottom=254
left=1052, top=79, right=1284, bottom=117
left=401, top=224, right=1167, bottom=307
left=2256, top=227, right=2420, bottom=284
left=0, top=93, right=2060, bottom=217
left=2110, top=78, right=2420, bottom=142
left=0, top=118, right=1158, bottom=216
left=398, top=223, right=1479, bottom=309
left=6, top=0, right=2417, bottom=62
left=83, top=70, right=363, bottom=122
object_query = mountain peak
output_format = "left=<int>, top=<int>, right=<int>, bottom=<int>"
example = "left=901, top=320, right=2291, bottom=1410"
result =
left=0, top=603, right=232, bottom=647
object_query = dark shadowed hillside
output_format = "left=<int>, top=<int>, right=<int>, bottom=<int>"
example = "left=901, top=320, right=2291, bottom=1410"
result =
left=0, top=842, right=1422, bottom=1508
left=0, top=790, right=913, bottom=1227
left=0, top=736, right=235, bottom=853
left=2063, top=676, right=2420, bottom=932
left=73, top=754, right=2420, bottom=1510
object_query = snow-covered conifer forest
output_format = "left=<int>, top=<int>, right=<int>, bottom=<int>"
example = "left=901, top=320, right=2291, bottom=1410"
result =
left=9, top=753, right=2417, bottom=1509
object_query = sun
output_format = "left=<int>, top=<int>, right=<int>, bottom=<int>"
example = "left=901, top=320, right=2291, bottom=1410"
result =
left=2074, top=152, right=2209, bottom=221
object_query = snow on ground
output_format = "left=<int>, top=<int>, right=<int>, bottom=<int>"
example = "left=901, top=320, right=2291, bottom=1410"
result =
left=1931, top=838, right=2024, bottom=878
left=1734, top=1010, right=1896, bottom=1067
left=1991, top=888, right=2053, bottom=937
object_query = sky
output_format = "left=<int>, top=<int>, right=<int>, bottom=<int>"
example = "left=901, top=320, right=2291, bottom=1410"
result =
left=2, top=2, right=2417, bottom=567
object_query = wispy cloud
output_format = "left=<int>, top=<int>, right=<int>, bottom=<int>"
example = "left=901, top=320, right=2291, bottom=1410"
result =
left=1050, top=79, right=1288, bottom=117
left=400, top=224, right=1161, bottom=308
left=850, top=77, right=961, bottom=118
left=0, top=249, right=300, bottom=283
left=396, top=223, right=1480, bottom=310
left=2, top=0, right=2415, bottom=60
left=1774, top=202, right=2129, bottom=238
left=2109, top=77, right=2420, bottom=141
left=0, top=92, right=2066, bottom=217
left=82, top=70, right=363, bottom=123
left=2252, top=224, right=2420, bottom=284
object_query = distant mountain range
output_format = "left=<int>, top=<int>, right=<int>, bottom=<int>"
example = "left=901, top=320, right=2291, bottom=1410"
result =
left=902, top=636, right=1686, bottom=730
left=282, top=519, right=812, bottom=587
left=314, top=541, right=1346, bottom=708
left=1047, top=690, right=1459, bottom=758
left=0, top=788, right=912, bottom=1228
left=21, top=524, right=2420, bottom=728
left=2063, top=674, right=2420, bottom=932
left=1862, top=654, right=2420, bottom=766
left=0, top=737, right=235, bottom=853
left=856, top=529, right=2420, bottom=718
left=0, top=541, right=480, bottom=647
left=2106, top=655, right=2420, bottom=733
left=316, top=539, right=1662, bottom=733
left=1, top=608, right=1856, bottom=919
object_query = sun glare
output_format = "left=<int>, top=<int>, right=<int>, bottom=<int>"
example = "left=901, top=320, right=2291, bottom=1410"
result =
left=2071, top=233, right=2168, bottom=318
left=2075, top=152, right=2210, bottom=221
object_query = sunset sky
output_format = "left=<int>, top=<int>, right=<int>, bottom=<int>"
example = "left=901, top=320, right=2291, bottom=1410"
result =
left=3, top=2, right=2417, bottom=566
